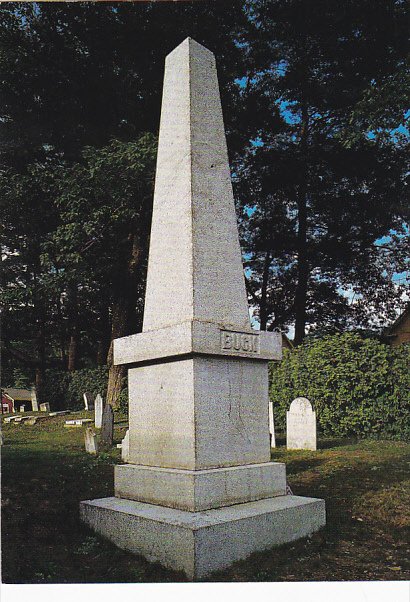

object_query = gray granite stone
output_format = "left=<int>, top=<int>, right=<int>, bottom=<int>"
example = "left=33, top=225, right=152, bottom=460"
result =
left=269, top=402, right=276, bottom=448
left=114, top=320, right=281, bottom=365
left=94, top=393, right=104, bottom=429
left=83, top=392, right=94, bottom=411
left=287, top=397, right=317, bottom=451
left=100, top=404, right=114, bottom=446
left=80, top=495, right=325, bottom=580
left=115, top=462, right=286, bottom=511
left=65, top=418, right=93, bottom=427
left=81, top=37, right=324, bottom=578
left=120, top=429, right=130, bottom=462
left=85, top=427, right=99, bottom=455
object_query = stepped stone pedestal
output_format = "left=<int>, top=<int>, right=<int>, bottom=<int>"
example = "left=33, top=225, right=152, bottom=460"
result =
left=80, top=37, right=325, bottom=580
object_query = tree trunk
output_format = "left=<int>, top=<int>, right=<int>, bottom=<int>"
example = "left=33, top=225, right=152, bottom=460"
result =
left=293, top=100, right=310, bottom=346
left=35, top=312, right=46, bottom=405
left=105, top=298, right=128, bottom=408
left=259, top=250, right=272, bottom=330
left=67, top=333, right=78, bottom=372
left=106, top=232, right=146, bottom=408
left=67, top=285, right=79, bottom=372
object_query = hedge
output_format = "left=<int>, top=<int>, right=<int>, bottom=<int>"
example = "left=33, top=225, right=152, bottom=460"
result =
left=270, top=333, right=410, bottom=441
left=43, top=367, right=109, bottom=411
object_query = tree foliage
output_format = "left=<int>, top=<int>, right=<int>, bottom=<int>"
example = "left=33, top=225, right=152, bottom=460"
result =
left=1, top=2, right=409, bottom=407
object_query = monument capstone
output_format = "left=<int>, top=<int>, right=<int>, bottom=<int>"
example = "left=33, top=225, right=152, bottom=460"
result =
left=80, top=37, right=325, bottom=579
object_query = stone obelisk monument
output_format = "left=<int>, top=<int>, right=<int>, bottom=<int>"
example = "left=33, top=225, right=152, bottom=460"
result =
left=80, top=38, right=325, bottom=579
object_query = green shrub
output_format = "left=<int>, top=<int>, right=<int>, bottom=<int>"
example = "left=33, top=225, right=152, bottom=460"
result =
left=270, top=333, right=410, bottom=440
left=43, top=367, right=108, bottom=410
left=67, top=367, right=109, bottom=410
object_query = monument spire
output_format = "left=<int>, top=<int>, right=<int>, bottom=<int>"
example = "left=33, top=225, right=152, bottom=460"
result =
left=143, top=37, right=250, bottom=332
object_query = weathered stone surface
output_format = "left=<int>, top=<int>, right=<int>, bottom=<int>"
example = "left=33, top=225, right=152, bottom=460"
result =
left=39, top=403, right=50, bottom=412
left=80, top=495, right=326, bottom=580
left=31, top=387, right=39, bottom=412
left=269, top=402, right=276, bottom=448
left=85, top=427, right=99, bottom=455
left=127, top=357, right=271, bottom=470
left=49, top=411, right=70, bottom=417
left=3, top=416, right=20, bottom=423
left=94, top=394, right=104, bottom=429
left=65, top=418, right=93, bottom=428
left=114, top=320, right=281, bottom=365
left=286, top=397, right=317, bottom=451
left=83, top=392, right=94, bottom=411
left=142, top=40, right=249, bottom=333
left=115, top=462, right=286, bottom=511
left=100, top=404, right=114, bottom=446
left=81, top=38, right=324, bottom=578
left=120, top=429, right=130, bottom=463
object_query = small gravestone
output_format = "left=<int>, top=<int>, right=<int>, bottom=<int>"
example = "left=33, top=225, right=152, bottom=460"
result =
left=4, top=416, right=20, bottom=423
left=83, top=392, right=94, bottom=411
left=120, top=429, right=130, bottom=462
left=65, top=418, right=93, bottom=428
left=20, top=405, right=25, bottom=413
left=268, top=402, right=276, bottom=448
left=100, top=404, right=114, bottom=446
left=286, top=397, right=317, bottom=451
left=40, top=403, right=50, bottom=412
left=85, top=427, right=99, bottom=455
left=94, top=394, right=104, bottom=429
left=31, top=387, right=39, bottom=412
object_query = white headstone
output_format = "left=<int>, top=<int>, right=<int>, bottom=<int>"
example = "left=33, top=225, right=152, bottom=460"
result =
left=94, top=394, right=104, bottom=429
left=286, top=397, right=317, bottom=451
left=20, top=405, right=25, bottom=413
left=268, top=402, right=276, bottom=448
left=121, top=429, right=130, bottom=463
left=65, top=418, right=93, bottom=427
left=85, top=427, right=99, bottom=455
left=83, top=392, right=94, bottom=411
left=39, top=403, right=50, bottom=412
left=80, top=38, right=324, bottom=579
left=31, top=387, right=39, bottom=412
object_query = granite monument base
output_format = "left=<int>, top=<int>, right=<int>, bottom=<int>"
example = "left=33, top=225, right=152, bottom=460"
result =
left=80, top=494, right=325, bottom=580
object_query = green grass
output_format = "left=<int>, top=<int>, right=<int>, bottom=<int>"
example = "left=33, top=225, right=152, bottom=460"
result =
left=1, top=415, right=409, bottom=582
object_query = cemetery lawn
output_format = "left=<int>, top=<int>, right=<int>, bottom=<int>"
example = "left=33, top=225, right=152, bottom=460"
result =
left=1, top=417, right=409, bottom=583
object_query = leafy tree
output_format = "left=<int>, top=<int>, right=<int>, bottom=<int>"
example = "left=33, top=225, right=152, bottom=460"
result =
left=43, top=135, right=157, bottom=407
left=237, top=0, right=409, bottom=342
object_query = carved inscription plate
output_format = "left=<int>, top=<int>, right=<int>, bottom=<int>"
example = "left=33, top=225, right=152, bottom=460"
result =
left=220, top=330, right=260, bottom=354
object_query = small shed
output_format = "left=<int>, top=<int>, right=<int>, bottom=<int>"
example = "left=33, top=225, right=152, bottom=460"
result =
left=1, top=388, right=38, bottom=414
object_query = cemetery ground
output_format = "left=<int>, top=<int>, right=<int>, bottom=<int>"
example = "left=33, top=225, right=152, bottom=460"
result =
left=1, top=414, right=409, bottom=584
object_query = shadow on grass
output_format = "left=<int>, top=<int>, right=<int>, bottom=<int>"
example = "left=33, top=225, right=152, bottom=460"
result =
left=2, top=439, right=409, bottom=583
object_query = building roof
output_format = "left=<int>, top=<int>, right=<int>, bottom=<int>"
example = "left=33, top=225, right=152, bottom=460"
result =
left=2, top=388, right=33, bottom=401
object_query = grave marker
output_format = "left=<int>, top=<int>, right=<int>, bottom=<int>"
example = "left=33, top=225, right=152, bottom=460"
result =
left=85, top=428, right=99, bottom=455
left=80, top=38, right=325, bottom=579
left=94, top=394, right=104, bottom=429
left=39, top=403, right=50, bottom=412
left=83, top=392, right=94, bottom=411
left=286, top=397, right=317, bottom=451
left=100, top=404, right=114, bottom=446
